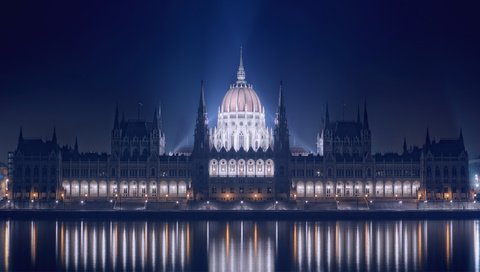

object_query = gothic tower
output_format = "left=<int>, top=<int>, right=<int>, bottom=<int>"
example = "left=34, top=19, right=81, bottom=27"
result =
left=274, top=82, right=291, bottom=199
left=192, top=81, right=210, bottom=199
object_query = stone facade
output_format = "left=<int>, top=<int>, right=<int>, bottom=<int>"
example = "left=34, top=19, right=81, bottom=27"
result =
left=9, top=51, right=472, bottom=203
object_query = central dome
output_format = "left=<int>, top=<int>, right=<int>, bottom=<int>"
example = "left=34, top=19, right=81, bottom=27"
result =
left=211, top=47, right=273, bottom=152
left=220, top=85, right=262, bottom=113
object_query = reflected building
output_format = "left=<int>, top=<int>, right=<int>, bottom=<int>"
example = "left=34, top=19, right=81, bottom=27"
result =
left=0, top=219, right=479, bottom=271
left=9, top=49, right=472, bottom=203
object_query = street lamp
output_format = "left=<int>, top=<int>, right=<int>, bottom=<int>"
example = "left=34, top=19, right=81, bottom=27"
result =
left=32, top=192, right=37, bottom=207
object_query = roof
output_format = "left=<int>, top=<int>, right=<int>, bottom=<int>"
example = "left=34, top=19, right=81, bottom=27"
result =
left=325, top=121, right=363, bottom=138
left=17, top=139, right=58, bottom=156
left=429, top=139, right=465, bottom=156
left=120, top=120, right=154, bottom=138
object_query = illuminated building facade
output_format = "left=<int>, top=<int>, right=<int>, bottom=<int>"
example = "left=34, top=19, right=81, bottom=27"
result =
left=9, top=50, right=472, bottom=203
left=0, top=163, right=8, bottom=199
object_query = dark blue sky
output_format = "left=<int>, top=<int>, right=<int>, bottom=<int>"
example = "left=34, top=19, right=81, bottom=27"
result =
left=1, top=1, right=480, bottom=160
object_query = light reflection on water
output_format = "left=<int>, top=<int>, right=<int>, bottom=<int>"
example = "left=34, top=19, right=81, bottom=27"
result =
left=0, top=219, right=478, bottom=271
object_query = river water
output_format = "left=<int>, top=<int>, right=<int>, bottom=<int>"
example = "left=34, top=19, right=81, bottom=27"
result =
left=0, top=219, right=478, bottom=271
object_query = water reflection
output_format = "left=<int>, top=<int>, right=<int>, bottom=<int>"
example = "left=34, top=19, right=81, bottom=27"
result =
left=0, top=219, right=478, bottom=271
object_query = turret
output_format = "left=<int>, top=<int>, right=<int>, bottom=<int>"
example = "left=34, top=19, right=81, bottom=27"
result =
left=363, top=101, right=369, bottom=129
left=236, top=46, right=246, bottom=84
left=114, top=103, right=119, bottom=129
left=403, top=137, right=407, bottom=154
left=52, top=127, right=57, bottom=144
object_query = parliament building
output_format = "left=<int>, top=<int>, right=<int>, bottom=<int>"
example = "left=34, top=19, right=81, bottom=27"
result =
left=10, top=50, right=472, bottom=203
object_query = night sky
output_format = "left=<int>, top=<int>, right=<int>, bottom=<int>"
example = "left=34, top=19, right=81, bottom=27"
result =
left=1, top=1, right=480, bottom=161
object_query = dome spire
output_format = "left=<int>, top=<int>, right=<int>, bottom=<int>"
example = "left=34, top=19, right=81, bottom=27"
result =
left=236, top=46, right=246, bottom=84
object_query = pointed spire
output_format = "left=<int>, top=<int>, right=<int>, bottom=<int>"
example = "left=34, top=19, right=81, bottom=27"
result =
left=153, top=107, right=158, bottom=128
left=198, top=80, right=206, bottom=113
left=403, top=136, right=407, bottom=153
left=425, top=128, right=431, bottom=149
left=274, top=81, right=289, bottom=153
left=236, top=46, right=246, bottom=84
left=325, top=102, right=330, bottom=125
left=356, top=104, right=361, bottom=124
left=459, top=128, right=464, bottom=147
left=239, top=45, right=243, bottom=67
left=74, top=137, right=79, bottom=152
left=278, top=81, right=285, bottom=109
left=158, top=102, right=163, bottom=129
left=363, top=100, right=369, bottom=129
left=195, top=80, right=208, bottom=127
left=52, top=127, right=57, bottom=144
left=193, top=80, right=209, bottom=153
left=114, top=103, right=119, bottom=129
left=17, top=127, right=24, bottom=149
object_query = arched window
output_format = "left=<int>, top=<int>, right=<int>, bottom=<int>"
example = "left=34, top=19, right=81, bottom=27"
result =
left=443, top=166, right=449, bottom=178
left=435, top=166, right=441, bottom=177
left=461, top=166, right=466, bottom=177
left=239, top=132, right=244, bottom=148
left=427, top=167, right=432, bottom=178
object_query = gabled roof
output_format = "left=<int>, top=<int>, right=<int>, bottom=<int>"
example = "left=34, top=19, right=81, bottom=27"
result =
left=120, top=120, right=154, bottom=138
left=326, top=121, right=363, bottom=138
left=17, top=139, right=58, bottom=156
left=429, top=139, right=465, bottom=156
